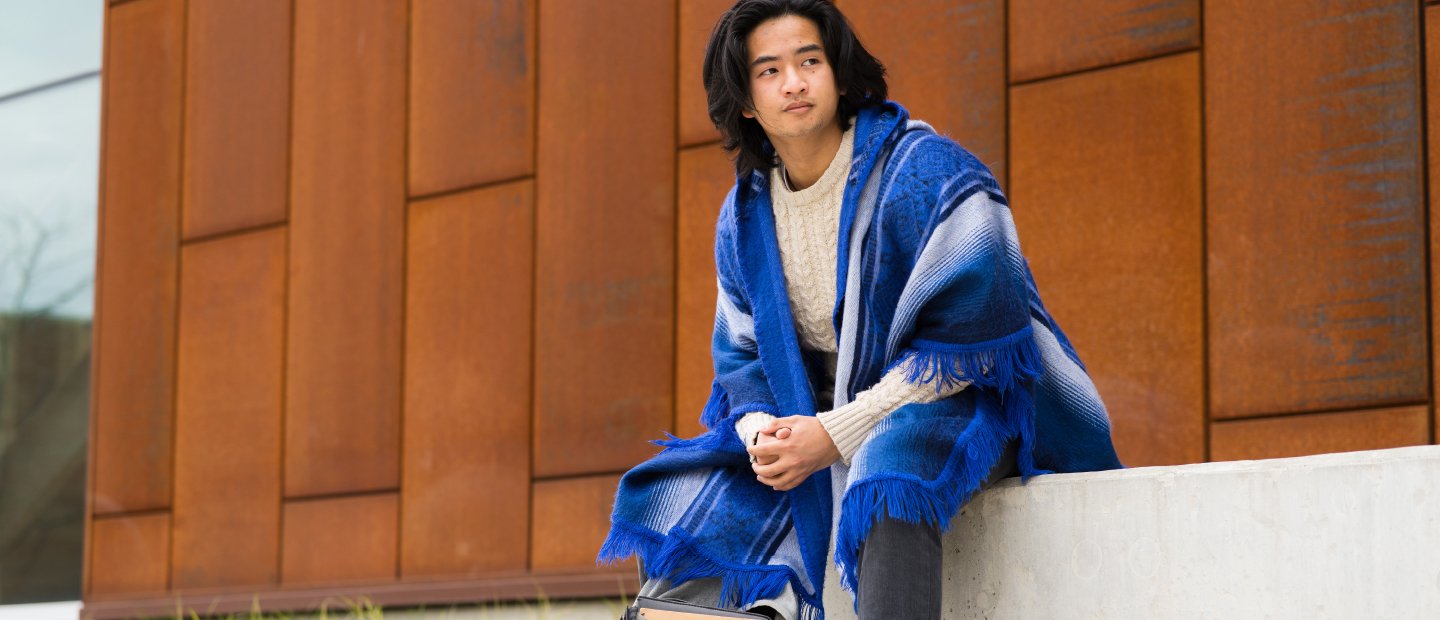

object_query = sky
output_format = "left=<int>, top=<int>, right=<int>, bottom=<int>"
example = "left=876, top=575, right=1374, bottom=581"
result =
left=0, top=0, right=103, bottom=319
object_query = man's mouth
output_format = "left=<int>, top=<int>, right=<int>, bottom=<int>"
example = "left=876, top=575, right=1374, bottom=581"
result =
left=784, top=102, right=812, bottom=113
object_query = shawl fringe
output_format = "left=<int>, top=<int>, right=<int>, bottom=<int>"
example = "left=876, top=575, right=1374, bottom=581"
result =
left=698, top=381, right=730, bottom=431
left=1009, top=386, right=1050, bottom=478
left=600, top=522, right=824, bottom=620
left=652, top=427, right=730, bottom=451
left=597, top=519, right=664, bottom=568
left=652, top=420, right=754, bottom=457
left=898, top=325, right=1044, bottom=394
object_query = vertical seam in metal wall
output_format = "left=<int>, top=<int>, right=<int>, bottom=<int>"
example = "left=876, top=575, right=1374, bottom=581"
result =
left=672, top=0, right=681, bottom=437
left=1002, top=0, right=1011, bottom=192
left=528, top=0, right=540, bottom=573
left=277, top=0, right=297, bottom=585
left=398, top=0, right=413, bottom=580
left=1198, top=0, right=1212, bottom=461
left=1416, top=1, right=1435, bottom=445
left=84, top=0, right=115, bottom=600
left=167, top=0, right=190, bottom=591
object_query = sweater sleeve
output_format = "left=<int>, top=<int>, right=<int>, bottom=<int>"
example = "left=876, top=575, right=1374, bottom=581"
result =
left=816, top=359, right=970, bottom=464
left=734, top=411, right=779, bottom=447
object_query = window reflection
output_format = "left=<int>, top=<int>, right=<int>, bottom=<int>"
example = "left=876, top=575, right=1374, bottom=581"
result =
left=0, top=3, right=101, bottom=604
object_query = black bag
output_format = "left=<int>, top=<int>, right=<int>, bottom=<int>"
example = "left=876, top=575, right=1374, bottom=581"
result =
left=622, top=596, right=771, bottom=619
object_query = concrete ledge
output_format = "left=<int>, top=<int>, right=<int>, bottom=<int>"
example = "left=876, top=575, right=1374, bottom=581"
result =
left=928, top=446, right=1440, bottom=619
left=184, top=447, right=1436, bottom=620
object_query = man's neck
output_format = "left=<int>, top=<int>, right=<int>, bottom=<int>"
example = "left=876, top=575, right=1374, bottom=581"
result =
left=771, top=120, right=844, bottom=191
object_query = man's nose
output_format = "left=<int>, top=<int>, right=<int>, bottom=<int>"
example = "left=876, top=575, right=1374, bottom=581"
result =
left=782, top=67, right=807, bottom=95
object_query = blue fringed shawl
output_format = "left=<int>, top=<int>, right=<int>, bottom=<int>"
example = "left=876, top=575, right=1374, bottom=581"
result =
left=599, top=101, right=1123, bottom=619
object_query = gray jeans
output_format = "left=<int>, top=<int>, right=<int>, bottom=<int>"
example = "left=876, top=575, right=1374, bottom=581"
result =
left=637, top=439, right=1020, bottom=619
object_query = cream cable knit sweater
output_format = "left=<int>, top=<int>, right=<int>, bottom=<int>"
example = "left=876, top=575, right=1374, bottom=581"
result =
left=734, top=124, right=969, bottom=464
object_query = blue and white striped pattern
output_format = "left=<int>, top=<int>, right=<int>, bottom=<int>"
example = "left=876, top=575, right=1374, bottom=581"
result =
left=601, top=101, right=1122, bottom=619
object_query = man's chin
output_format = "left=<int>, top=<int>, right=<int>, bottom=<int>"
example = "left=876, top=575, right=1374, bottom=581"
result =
left=769, top=120, right=830, bottom=141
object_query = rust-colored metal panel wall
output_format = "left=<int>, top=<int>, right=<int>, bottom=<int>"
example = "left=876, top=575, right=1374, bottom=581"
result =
left=1011, top=53, right=1204, bottom=467
left=172, top=228, right=285, bottom=589
left=1211, top=406, right=1430, bottom=462
left=287, top=0, right=406, bottom=497
left=678, top=0, right=733, bottom=146
left=181, top=0, right=290, bottom=239
left=675, top=144, right=733, bottom=440
left=531, top=474, right=630, bottom=572
left=93, top=0, right=183, bottom=515
left=533, top=0, right=676, bottom=477
left=410, top=0, right=535, bottom=196
left=844, top=0, right=1006, bottom=180
left=1008, top=0, right=1199, bottom=84
left=403, top=181, right=534, bottom=577
left=89, top=513, right=169, bottom=597
left=83, top=0, right=1440, bottom=616
left=1206, top=0, right=1427, bottom=419
left=281, top=493, right=398, bottom=586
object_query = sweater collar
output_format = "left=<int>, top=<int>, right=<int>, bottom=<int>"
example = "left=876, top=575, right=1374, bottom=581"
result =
left=771, top=120, right=856, bottom=205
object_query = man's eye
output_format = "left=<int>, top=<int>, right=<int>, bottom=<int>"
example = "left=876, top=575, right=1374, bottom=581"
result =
left=759, top=68, right=776, bottom=76
left=803, top=57, right=820, bottom=66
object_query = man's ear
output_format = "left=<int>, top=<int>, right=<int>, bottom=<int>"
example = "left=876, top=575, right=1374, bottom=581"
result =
left=742, top=109, right=755, bottom=119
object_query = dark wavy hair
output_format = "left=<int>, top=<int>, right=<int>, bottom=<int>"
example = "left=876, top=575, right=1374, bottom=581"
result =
left=702, top=0, right=887, bottom=178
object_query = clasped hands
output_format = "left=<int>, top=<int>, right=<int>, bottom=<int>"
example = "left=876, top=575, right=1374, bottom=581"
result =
left=747, top=416, right=841, bottom=492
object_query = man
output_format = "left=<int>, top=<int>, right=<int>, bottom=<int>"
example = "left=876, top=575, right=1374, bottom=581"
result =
left=601, top=1, right=1123, bottom=618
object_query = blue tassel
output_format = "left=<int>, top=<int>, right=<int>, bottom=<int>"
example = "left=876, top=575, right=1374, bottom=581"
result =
left=896, top=325, right=1044, bottom=394
left=653, top=428, right=727, bottom=451
left=597, top=519, right=663, bottom=570
left=698, top=380, right=729, bottom=431
left=651, top=422, right=753, bottom=458
left=1002, top=383, right=1052, bottom=479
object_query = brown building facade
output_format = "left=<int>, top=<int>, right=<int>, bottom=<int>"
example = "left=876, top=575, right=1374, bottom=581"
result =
left=84, top=0, right=1438, bottom=617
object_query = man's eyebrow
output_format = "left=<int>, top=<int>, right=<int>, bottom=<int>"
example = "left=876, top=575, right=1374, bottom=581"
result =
left=749, top=54, right=779, bottom=68
left=749, top=43, right=824, bottom=68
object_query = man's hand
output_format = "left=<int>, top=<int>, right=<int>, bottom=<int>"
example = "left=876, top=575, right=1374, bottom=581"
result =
left=751, top=427, right=786, bottom=466
left=747, top=416, right=841, bottom=492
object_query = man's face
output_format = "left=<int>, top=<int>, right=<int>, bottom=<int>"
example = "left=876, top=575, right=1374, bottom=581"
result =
left=742, top=14, right=842, bottom=143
